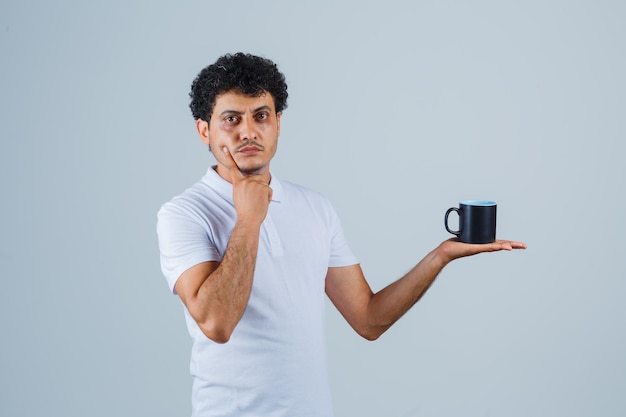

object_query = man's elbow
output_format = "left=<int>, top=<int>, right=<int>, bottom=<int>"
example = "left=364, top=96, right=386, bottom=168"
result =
left=357, top=325, right=385, bottom=341
left=198, top=319, right=234, bottom=344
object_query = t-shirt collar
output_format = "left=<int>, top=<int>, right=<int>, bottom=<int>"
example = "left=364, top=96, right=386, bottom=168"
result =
left=202, top=166, right=283, bottom=203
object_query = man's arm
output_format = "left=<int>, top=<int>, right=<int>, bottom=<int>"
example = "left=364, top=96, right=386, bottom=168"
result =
left=325, top=239, right=527, bottom=341
left=174, top=148, right=272, bottom=343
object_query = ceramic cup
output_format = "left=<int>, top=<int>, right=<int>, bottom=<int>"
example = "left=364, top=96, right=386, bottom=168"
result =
left=445, top=200, right=497, bottom=244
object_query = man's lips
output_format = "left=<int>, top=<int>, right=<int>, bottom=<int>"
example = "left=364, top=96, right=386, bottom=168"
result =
left=237, top=144, right=263, bottom=154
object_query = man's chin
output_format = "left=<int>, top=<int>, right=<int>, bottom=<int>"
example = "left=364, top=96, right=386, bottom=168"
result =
left=238, top=163, right=267, bottom=176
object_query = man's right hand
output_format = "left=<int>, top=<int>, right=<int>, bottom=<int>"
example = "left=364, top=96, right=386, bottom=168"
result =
left=174, top=147, right=270, bottom=344
left=222, top=146, right=273, bottom=226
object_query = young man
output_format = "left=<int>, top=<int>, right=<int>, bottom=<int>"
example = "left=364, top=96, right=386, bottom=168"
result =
left=157, top=52, right=526, bottom=416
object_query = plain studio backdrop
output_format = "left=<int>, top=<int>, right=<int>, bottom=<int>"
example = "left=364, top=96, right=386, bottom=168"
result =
left=1, top=1, right=624, bottom=416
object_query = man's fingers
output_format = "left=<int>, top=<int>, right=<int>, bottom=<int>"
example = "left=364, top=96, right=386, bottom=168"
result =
left=222, top=146, right=244, bottom=182
left=509, top=241, right=527, bottom=249
left=495, top=240, right=527, bottom=250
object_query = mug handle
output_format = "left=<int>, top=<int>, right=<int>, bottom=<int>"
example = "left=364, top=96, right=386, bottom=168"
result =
left=445, top=207, right=461, bottom=236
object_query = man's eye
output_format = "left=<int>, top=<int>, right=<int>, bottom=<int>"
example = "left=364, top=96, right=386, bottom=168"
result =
left=256, top=113, right=268, bottom=120
left=226, top=116, right=238, bottom=123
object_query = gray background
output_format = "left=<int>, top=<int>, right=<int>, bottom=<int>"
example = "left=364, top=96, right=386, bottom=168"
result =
left=1, top=1, right=625, bottom=416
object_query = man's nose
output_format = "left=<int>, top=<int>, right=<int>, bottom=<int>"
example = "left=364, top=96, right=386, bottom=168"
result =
left=238, top=116, right=258, bottom=141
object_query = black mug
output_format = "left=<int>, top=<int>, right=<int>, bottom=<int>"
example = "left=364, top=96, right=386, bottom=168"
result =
left=445, top=201, right=497, bottom=244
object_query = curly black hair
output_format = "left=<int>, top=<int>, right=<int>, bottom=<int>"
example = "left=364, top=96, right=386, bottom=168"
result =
left=189, top=52, right=288, bottom=122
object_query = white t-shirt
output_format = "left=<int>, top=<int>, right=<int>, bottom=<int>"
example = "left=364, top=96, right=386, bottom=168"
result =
left=157, top=166, right=358, bottom=417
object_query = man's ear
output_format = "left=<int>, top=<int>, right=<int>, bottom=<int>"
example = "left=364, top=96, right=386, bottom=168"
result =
left=276, top=112, right=281, bottom=137
left=196, top=119, right=210, bottom=145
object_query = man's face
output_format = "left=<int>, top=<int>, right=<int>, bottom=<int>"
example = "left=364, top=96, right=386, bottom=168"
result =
left=198, top=90, right=281, bottom=182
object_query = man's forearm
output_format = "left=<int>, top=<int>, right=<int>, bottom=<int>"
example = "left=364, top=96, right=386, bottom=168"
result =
left=365, top=248, right=448, bottom=338
left=194, top=220, right=261, bottom=343
left=363, top=238, right=525, bottom=339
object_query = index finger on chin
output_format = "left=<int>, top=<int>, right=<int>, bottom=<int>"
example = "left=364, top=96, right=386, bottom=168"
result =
left=222, top=146, right=244, bottom=182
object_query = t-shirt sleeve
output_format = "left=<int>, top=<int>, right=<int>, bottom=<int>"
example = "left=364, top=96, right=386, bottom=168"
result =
left=156, top=202, right=220, bottom=294
left=327, top=203, right=359, bottom=268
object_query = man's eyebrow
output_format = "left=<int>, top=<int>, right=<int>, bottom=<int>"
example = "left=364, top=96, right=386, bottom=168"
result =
left=219, top=109, right=243, bottom=116
left=218, top=105, right=272, bottom=117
